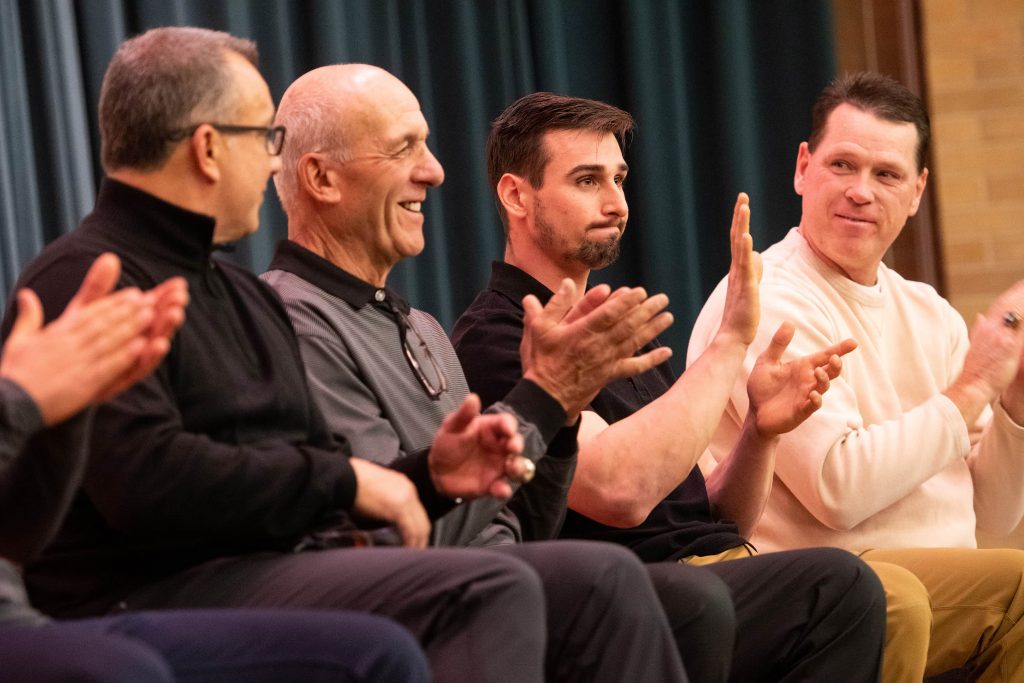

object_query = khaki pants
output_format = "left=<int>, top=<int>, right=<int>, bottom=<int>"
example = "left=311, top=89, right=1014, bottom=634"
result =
left=687, top=546, right=1024, bottom=682
left=862, top=548, right=1024, bottom=682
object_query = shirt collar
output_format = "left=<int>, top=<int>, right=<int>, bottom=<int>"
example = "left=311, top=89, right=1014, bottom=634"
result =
left=82, top=178, right=218, bottom=271
left=268, top=239, right=411, bottom=313
left=487, top=261, right=554, bottom=306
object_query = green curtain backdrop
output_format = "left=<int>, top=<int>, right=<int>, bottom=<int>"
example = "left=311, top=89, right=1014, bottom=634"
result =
left=0, top=0, right=836, bottom=359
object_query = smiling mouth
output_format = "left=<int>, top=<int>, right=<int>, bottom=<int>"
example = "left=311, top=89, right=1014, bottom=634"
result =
left=399, top=201, right=423, bottom=213
left=836, top=213, right=874, bottom=224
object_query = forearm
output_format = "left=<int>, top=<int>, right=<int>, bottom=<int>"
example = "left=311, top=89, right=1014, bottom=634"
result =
left=776, top=394, right=969, bottom=530
left=969, top=400, right=1024, bottom=534
left=705, top=413, right=778, bottom=537
left=571, top=334, right=747, bottom=526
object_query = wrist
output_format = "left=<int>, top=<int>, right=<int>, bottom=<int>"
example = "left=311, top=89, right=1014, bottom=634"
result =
left=944, top=377, right=996, bottom=427
left=709, top=331, right=750, bottom=362
left=523, top=368, right=575, bottom=417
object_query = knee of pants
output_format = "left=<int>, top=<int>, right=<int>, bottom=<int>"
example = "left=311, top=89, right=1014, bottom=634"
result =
left=647, top=562, right=736, bottom=637
left=4, top=625, right=175, bottom=683
left=525, top=540, right=653, bottom=606
left=866, top=560, right=933, bottom=638
left=774, top=547, right=888, bottom=624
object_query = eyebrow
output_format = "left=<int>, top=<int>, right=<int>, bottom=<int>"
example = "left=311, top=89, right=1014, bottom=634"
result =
left=566, top=162, right=629, bottom=176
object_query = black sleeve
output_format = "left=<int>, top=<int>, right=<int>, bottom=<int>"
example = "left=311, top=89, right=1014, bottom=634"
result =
left=0, top=379, right=91, bottom=564
left=453, top=293, right=580, bottom=541
left=8, top=252, right=358, bottom=543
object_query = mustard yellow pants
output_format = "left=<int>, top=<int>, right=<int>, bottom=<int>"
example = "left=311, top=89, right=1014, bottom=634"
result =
left=687, top=546, right=1024, bottom=682
left=862, top=548, right=1024, bottom=682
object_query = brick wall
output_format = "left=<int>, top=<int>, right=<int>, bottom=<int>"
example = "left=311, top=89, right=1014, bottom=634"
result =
left=921, top=0, right=1024, bottom=322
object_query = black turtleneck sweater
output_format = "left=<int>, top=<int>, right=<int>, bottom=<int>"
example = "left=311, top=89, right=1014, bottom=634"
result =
left=0, top=179, right=370, bottom=617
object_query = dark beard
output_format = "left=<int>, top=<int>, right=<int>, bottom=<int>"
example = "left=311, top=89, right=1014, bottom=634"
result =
left=573, top=234, right=621, bottom=269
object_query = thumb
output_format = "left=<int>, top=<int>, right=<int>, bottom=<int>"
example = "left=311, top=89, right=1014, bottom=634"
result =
left=539, top=279, right=576, bottom=322
left=9, top=289, right=44, bottom=341
left=762, top=321, right=795, bottom=363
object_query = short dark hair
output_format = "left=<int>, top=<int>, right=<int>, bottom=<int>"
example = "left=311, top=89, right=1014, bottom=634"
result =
left=487, top=92, right=635, bottom=232
left=808, top=72, right=930, bottom=172
left=99, top=26, right=258, bottom=172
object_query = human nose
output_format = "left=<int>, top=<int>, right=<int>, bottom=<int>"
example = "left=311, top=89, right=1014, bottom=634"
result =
left=413, top=147, right=445, bottom=187
left=603, top=182, right=628, bottom=218
left=845, top=172, right=873, bottom=204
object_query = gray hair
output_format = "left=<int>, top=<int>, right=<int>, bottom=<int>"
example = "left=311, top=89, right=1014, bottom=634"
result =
left=99, top=26, right=258, bottom=172
left=273, top=73, right=351, bottom=215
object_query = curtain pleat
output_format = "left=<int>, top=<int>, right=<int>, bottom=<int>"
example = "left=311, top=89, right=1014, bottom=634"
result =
left=1, top=0, right=835, bottom=357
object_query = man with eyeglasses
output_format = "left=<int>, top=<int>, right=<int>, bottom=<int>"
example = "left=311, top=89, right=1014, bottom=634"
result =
left=2, top=27, right=688, bottom=683
left=262, top=63, right=749, bottom=681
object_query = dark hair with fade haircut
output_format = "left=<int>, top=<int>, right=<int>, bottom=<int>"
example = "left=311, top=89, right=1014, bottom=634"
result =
left=486, top=92, right=635, bottom=234
left=808, top=71, right=931, bottom=172
left=99, top=26, right=258, bottom=173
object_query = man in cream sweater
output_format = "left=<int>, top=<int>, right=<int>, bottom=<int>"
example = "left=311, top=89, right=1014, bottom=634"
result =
left=690, top=71, right=1024, bottom=681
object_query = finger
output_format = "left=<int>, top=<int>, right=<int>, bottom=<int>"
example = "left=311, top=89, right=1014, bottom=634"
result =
left=814, top=366, right=830, bottom=394
left=573, top=287, right=647, bottom=334
left=823, top=354, right=844, bottom=380
left=476, top=413, right=522, bottom=453
left=611, top=346, right=673, bottom=380
left=8, top=289, right=44, bottom=341
left=489, top=478, right=514, bottom=500
left=67, top=253, right=121, bottom=311
left=441, top=393, right=482, bottom=434
left=563, top=283, right=612, bottom=324
left=602, top=293, right=671, bottom=347
left=97, top=337, right=171, bottom=402
left=537, top=279, right=577, bottom=324
left=617, top=311, right=674, bottom=356
left=763, top=322, right=796, bottom=363
left=800, top=337, right=859, bottom=370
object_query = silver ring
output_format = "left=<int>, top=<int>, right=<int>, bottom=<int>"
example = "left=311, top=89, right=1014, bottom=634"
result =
left=1004, top=311, right=1021, bottom=330
left=518, top=458, right=536, bottom=484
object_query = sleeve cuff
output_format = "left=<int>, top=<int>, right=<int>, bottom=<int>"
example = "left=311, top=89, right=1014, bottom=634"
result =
left=501, top=378, right=567, bottom=446
left=0, top=378, right=44, bottom=439
left=390, top=449, right=458, bottom=520
left=546, top=417, right=581, bottom=460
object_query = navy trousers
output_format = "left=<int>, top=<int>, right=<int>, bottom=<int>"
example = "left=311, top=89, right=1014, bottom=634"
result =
left=0, top=609, right=429, bottom=682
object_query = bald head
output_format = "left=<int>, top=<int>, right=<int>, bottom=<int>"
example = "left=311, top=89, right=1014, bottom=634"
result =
left=273, top=64, right=419, bottom=214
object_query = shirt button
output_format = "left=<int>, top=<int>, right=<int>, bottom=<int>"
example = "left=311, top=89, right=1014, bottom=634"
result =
left=374, top=290, right=386, bottom=302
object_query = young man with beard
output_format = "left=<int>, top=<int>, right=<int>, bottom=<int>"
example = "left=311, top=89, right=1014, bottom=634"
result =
left=453, top=91, right=887, bottom=682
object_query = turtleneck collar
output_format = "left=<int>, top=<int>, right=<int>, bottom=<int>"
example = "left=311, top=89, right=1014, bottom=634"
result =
left=79, top=178, right=219, bottom=272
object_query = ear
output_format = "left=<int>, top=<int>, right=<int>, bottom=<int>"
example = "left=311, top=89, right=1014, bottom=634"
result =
left=908, top=167, right=929, bottom=217
left=497, top=173, right=530, bottom=220
left=793, top=142, right=811, bottom=196
left=297, top=153, right=341, bottom=204
left=190, top=125, right=221, bottom=183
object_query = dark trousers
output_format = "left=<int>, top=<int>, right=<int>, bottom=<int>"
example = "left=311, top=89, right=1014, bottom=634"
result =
left=116, top=541, right=687, bottom=683
left=650, top=546, right=886, bottom=683
left=0, top=609, right=428, bottom=682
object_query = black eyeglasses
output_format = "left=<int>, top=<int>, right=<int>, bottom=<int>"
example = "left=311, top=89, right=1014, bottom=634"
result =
left=167, top=124, right=286, bottom=156
left=388, top=301, right=448, bottom=400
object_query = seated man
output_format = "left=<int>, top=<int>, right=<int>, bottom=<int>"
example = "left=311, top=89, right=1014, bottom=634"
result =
left=0, top=252, right=429, bottom=682
left=689, top=71, right=1024, bottom=680
left=2, top=27, right=686, bottom=683
left=453, top=91, right=885, bottom=682
left=264, top=62, right=733, bottom=682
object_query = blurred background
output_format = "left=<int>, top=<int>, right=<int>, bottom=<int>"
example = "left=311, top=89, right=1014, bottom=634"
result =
left=0, top=0, right=1020, bottom=362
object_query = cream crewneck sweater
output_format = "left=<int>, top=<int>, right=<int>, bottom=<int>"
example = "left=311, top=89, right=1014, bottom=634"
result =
left=689, top=228, right=1024, bottom=552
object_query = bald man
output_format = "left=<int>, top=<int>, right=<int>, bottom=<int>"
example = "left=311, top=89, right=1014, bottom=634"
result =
left=261, top=63, right=727, bottom=682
